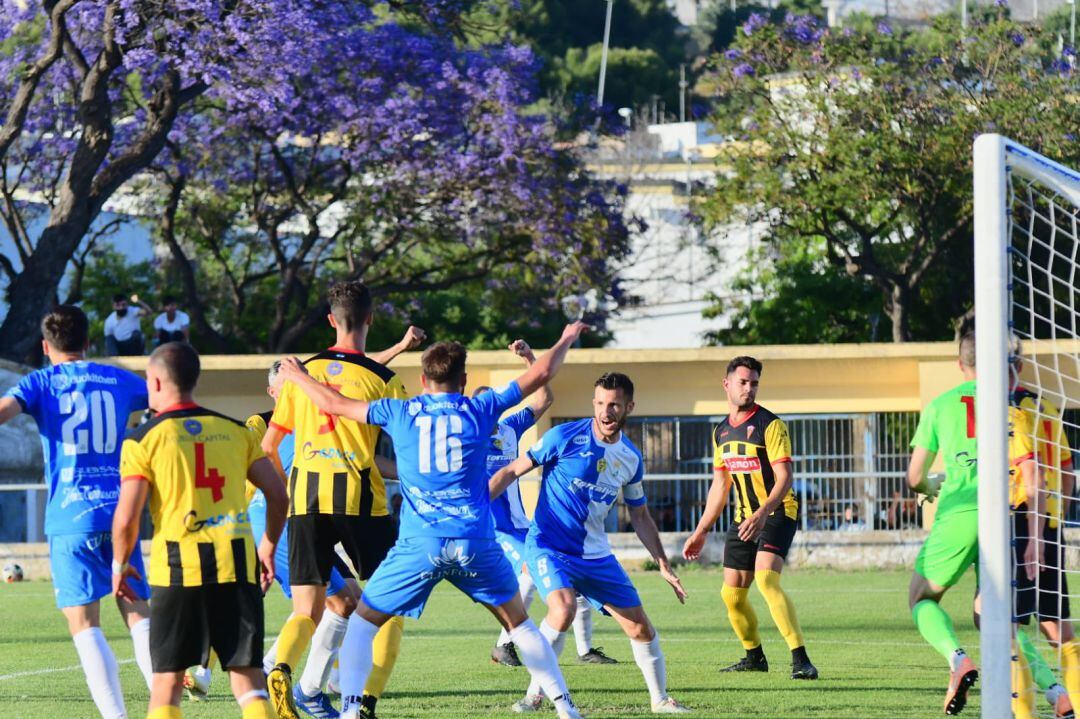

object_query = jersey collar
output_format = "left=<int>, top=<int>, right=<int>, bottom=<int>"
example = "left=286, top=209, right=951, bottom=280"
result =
left=728, top=404, right=759, bottom=428
left=158, top=401, right=199, bottom=414
left=590, top=419, right=622, bottom=445
left=327, top=345, right=365, bottom=355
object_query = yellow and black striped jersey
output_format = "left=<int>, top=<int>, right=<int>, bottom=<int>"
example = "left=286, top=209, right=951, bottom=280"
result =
left=1013, top=387, right=1074, bottom=527
left=269, top=347, right=407, bottom=518
left=120, top=403, right=263, bottom=587
left=712, top=405, right=798, bottom=523
left=1006, top=397, right=1041, bottom=512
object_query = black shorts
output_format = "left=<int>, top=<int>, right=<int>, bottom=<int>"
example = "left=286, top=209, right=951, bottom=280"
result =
left=1038, top=523, right=1071, bottom=621
left=723, top=513, right=799, bottom=571
left=288, top=513, right=395, bottom=586
left=1013, top=507, right=1037, bottom=625
left=150, top=583, right=263, bottom=672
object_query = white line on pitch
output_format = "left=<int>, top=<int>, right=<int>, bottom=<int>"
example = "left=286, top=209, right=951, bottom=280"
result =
left=0, top=658, right=136, bottom=681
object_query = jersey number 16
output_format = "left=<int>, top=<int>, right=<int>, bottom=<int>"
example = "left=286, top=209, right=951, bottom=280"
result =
left=415, top=415, right=463, bottom=473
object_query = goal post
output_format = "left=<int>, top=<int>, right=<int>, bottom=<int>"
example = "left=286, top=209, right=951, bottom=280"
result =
left=974, top=134, right=1080, bottom=719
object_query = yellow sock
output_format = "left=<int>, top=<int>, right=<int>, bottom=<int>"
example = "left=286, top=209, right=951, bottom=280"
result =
left=1063, top=639, right=1080, bottom=699
left=364, top=615, right=404, bottom=698
left=206, top=648, right=218, bottom=670
left=755, top=569, right=805, bottom=650
left=276, top=615, right=316, bottom=673
left=721, top=583, right=761, bottom=650
left=146, top=706, right=182, bottom=719
left=1013, top=642, right=1037, bottom=719
left=240, top=698, right=275, bottom=719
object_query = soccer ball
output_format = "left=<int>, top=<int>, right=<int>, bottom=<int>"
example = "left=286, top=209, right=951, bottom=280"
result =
left=3, top=563, right=24, bottom=583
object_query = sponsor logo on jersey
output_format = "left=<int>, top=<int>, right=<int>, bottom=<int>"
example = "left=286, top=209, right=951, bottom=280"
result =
left=726, top=456, right=762, bottom=472
left=301, top=442, right=357, bottom=462
left=49, top=371, right=119, bottom=391
left=408, top=401, right=422, bottom=416
left=422, top=540, right=479, bottom=580
left=184, top=509, right=250, bottom=533
left=327, top=361, right=344, bottom=376
left=184, top=419, right=203, bottom=436
left=573, top=435, right=589, bottom=445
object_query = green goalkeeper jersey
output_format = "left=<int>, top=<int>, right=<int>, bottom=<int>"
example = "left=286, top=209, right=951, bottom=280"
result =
left=911, top=380, right=980, bottom=515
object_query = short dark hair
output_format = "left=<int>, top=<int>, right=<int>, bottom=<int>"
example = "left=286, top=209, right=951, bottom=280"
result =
left=726, top=356, right=763, bottom=376
left=959, top=328, right=976, bottom=368
left=595, top=372, right=634, bottom=399
left=421, top=341, right=467, bottom=385
left=112, top=293, right=127, bottom=304
left=161, top=295, right=176, bottom=306
left=327, top=280, right=372, bottom=332
left=150, top=342, right=200, bottom=393
left=41, top=305, right=89, bottom=352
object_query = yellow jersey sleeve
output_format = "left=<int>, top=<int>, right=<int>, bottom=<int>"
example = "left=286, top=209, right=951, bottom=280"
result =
left=269, top=382, right=296, bottom=434
left=246, top=413, right=268, bottom=440
left=712, top=433, right=726, bottom=471
left=1009, top=406, right=1036, bottom=467
left=246, top=426, right=266, bottom=469
left=764, top=418, right=793, bottom=465
left=120, top=437, right=154, bottom=483
left=385, top=373, right=408, bottom=400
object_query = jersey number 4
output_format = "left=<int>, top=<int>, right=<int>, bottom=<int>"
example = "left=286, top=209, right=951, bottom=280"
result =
left=415, top=415, right=463, bottom=473
left=194, top=443, right=225, bottom=502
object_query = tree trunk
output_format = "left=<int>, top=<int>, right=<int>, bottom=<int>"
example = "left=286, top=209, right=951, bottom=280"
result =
left=0, top=214, right=90, bottom=363
left=885, top=283, right=912, bottom=342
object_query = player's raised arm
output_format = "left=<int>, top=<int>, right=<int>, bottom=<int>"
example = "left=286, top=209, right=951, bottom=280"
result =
left=510, top=339, right=554, bottom=418
left=514, top=321, right=588, bottom=399
left=490, top=454, right=537, bottom=500
left=682, top=466, right=733, bottom=561
left=369, top=325, right=426, bottom=365
left=0, top=396, right=22, bottom=425
left=277, top=356, right=371, bottom=423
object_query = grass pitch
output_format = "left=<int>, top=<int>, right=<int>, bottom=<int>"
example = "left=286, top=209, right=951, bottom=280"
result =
left=0, top=568, right=982, bottom=718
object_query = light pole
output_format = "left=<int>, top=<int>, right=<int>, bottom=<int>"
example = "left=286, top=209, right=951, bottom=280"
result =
left=597, top=0, right=614, bottom=106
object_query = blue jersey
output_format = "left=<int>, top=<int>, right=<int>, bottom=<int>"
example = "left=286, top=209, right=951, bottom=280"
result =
left=367, top=382, right=523, bottom=539
left=249, top=433, right=294, bottom=522
left=5, top=361, right=147, bottom=536
left=526, top=418, right=647, bottom=559
left=487, top=407, right=536, bottom=535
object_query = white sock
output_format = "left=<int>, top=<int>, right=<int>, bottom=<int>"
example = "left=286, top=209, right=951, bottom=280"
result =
left=498, top=574, right=539, bottom=647
left=129, top=618, right=153, bottom=690
left=949, top=649, right=967, bottom=673
left=630, top=633, right=667, bottom=706
left=1048, top=683, right=1068, bottom=706
left=338, top=615, right=380, bottom=719
left=299, top=611, right=350, bottom=697
left=263, top=634, right=282, bottom=674
left=72, top=627, right=127, bottom=719
left=572, top=596, right=593, bottom=656
left=520, top=619, right=568, bottom=700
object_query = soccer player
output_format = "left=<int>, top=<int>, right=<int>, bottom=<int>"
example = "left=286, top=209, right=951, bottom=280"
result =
left=491, top=372, right=692, bottom=714
left=262, top=281, right=412, bottom=719
left=276, top=323, right=588, bottom=719
left=484, top=340, right=610, bottom=668
left=1011, top=353, right=1080, bottom=703
left=110, top=342, right=289, bottom=719
left=682, top=356, right=817, bottom=681
left=0, top=305, right=154, bottom=719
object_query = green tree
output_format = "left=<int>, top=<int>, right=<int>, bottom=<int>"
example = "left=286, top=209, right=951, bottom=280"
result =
left=698, top=11, right=1080, bottom=343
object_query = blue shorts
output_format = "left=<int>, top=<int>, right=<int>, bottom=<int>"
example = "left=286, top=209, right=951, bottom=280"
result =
left=361, top=537, right=519, bottom=619
left=250, top=506, right=349, bottom=600
left=525, top=538, right=641, bottom=614
left=49, top=531, right=151, bottom=609
left=495, top=529, right=529, bottom=575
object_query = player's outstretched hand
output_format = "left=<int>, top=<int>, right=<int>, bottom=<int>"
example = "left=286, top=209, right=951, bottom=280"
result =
left=401, top=325, right=426, bottom=351
left=738, top=509, right=767, bottom=543
left=258, top=537, right=276, bottom=594
left=509, top=339, right=536, bottom=362
left=561, top=321, right=590, bottom=343
left=682, top=532, right=706, bottom=562
left=113, top=564, right=143, bottom=602
left=278, top=356, right=306, bottom=381
left=660, top=563, right=688, bottom=604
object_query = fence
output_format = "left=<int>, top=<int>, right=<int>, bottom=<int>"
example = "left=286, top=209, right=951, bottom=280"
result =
left=2, top=409, right=1077, bottom=542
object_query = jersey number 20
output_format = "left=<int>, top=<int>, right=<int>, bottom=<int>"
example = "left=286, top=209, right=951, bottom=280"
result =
left=60, top=390, right=118, bottom=455
left=415, top=415, right=463, bottom=473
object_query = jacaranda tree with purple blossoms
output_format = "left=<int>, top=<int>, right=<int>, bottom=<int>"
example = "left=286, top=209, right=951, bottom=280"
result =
left=698, top=7, right=1080, bottom=343
left=0, top=1, right=631, bottom=360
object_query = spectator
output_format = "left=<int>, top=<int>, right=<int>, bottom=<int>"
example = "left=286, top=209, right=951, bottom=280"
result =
left=103, top=293, right=150, bottom=356
left=153, top=295, right=190, bottom=346
left=838, top=503, right=867, bottom=531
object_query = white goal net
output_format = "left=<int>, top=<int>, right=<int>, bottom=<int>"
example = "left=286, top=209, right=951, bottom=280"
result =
left=974, top=134, right=1080, bottom=719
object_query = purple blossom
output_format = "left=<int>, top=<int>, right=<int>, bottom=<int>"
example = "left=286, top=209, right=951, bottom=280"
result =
left=725, top=48, right=743, bottom=60
left=876, top=21, right=893, bottom=36
left=784, top=13, right=824, bottom=44
left=1010, top=32, right=1025, bottom=46
left=732, top=63, right=756, bottom=78
left=743, top=13, right=768, bottom=37
left=994, top=0, right=1008, bottom=6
